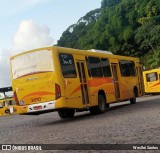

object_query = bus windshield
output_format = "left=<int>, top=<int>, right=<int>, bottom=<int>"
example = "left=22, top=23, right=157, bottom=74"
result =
left=11, top=50, right=54, bottom=79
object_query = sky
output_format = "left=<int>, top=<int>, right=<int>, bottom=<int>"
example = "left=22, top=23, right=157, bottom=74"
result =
left=0, top=0, right=102, bottom=91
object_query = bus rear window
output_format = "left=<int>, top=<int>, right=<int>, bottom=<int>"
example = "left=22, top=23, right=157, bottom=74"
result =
left=11, top=50, right=54, bottom=79
left=146, top=72, right=158, bottom=82
left=59, top=53, right=77, bottom=78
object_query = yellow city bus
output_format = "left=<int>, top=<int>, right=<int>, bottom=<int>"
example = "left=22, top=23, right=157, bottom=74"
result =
left=0, top=97, right=15, bottom=115
left=0, top=87, right=16, bottom=115
left=10, top=46, right=143, bottom=118
left=143, top=68, right=160, bottom=94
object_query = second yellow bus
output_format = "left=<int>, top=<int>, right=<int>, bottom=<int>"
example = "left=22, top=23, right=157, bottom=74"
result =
left=143, top=68, right=160, bottom=94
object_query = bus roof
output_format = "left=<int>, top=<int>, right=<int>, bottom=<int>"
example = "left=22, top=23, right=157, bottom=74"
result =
left=143, top=68, right=160, bottom=73
left=88, top=49, right=113, bottom=55
left=10, top=46, right=140, bottom=62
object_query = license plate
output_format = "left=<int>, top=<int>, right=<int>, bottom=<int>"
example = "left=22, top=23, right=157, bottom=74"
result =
left=33, top=106, right=42, bottom=110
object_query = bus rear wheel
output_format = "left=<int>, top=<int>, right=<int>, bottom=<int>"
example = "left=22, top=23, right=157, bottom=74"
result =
left=90, top=94, right=106, bottom=115
left=130, top=90, right=137, bottom=104
left=58, top=109, right=75, bottom=119
left=5, top=109, right=10, bottom=114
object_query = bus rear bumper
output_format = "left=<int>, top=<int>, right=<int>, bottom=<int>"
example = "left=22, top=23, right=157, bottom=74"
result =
left=27, top=101, right=55, bottom=113
left=16, top=101, right=56, bottom=115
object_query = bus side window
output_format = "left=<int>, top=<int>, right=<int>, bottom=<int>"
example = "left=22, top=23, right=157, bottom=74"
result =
left=128, top=61, right=136, bottom=76
left=88, top=57, right=103, bottom=77
left=59, top=53, right=77, bottom=78
left=119, top=60, right=130, bottom=77
left=101, top=58, right=112, bottom=77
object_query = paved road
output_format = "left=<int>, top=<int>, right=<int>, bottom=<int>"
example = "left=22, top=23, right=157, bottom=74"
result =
left=0, top=95, right=160, bottom=152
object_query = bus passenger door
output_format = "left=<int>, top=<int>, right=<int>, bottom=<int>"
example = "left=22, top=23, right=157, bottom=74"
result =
left=76, top=61, right=89, bottom=107
left=111, top=64, right=120, bottom=100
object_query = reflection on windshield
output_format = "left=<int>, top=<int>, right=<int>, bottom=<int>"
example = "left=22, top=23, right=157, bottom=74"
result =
left=16, top=71, right=53, bottom=79
left=11, top=50, right=54, bottom=79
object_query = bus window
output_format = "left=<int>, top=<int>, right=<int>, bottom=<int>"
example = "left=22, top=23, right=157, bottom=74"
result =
left=128, top=61, right=136, bottom=76
left=59, top=53, right=77, bottom=78
left=88, top=57, right=103, bottom=77
left=146, top=72, right=158, bottom=82
left=119, top=60, right=130, bottom=77
left=101, top=58, right=112, bottom=77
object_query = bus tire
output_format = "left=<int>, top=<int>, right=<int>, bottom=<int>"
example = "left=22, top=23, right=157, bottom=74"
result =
left=58, top=109, right=75, bottom=119
left=5, top=109, right=10, bottom=114
left=90, top=94, right=106, bottom=115
left=130, top=90, right=137, bottom=104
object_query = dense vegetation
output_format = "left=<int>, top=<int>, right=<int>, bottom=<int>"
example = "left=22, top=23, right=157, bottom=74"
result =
left=57, top=0, right=160, bottom=69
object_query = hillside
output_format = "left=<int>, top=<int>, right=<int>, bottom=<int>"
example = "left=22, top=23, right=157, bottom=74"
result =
left=57, top=0, right=160, bottom=69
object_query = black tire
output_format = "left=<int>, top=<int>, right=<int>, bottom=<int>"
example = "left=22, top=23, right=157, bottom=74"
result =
left=90, top=94, right=106, bottom=115
left=106, top=103, right=110, bottom=108
left=89, top=106, right=97, bottom=115
left=58, top=109, right=75, bottom=119
left=5, top=109, right=10, bottom=114
left=130, top=90, right=137, bottom=104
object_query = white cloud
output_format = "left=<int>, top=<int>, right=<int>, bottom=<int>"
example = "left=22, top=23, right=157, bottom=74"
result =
left=0, top=20, right=54, bottom=87
left=0, top=49, right=11, bottom=87
left=12, top=20, right=54, bottom=54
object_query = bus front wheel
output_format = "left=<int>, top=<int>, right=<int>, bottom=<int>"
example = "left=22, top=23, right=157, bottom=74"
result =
left=58, top=109, right=75, bottom=119
left=90, top=94, right=106, bottom=115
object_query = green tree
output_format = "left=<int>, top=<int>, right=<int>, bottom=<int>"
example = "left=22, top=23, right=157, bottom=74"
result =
left=147, top=48, right=160, bottom=69
left=57, top=0, right=160, bottom=69
left=135, top=0, right=160, bottom=54
left=101, top=0, right=120, bottom=7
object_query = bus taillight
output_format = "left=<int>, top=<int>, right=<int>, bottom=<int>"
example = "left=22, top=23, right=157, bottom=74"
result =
left=55, top=83, right=61, bottom=100
left=14, top=91, right=19, bottom=105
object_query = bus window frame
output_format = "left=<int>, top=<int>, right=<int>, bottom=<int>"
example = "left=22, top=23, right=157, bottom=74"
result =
left=59, top=53, right=77, bottom=78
